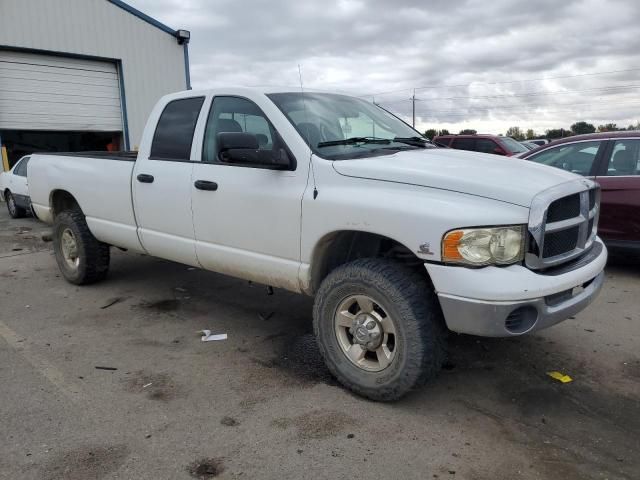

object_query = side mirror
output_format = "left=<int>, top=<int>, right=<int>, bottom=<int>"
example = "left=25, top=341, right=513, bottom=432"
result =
left=216, top=132, right=292, bottom=169
left=493, top=147, right=507, bottom=156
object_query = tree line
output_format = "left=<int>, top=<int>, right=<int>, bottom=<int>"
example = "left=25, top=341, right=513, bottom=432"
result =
left=423, top=121, right=640, bottom=141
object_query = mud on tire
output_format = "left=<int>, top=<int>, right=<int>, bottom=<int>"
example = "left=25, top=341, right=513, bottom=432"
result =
left=53, top=210, right=110, bottom=285
left=313, top=258, right=446, bottom=401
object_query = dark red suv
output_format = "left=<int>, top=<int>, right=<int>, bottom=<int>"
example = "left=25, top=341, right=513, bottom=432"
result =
left=520, top=131, right=640, bottom=252
left=433, top=134, right=529, bottom=156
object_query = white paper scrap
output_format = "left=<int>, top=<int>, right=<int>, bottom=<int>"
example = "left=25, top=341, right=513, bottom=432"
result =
left=200, top=330, right=228, bottom=342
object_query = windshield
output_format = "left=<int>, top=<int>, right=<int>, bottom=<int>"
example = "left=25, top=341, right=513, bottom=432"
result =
left=267, top=92, right=434, bottom=160
left=500, top=136, right=528, bottom=154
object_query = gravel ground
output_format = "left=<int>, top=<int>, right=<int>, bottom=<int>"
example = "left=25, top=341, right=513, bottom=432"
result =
left=0, top=207, right=638, bottom=480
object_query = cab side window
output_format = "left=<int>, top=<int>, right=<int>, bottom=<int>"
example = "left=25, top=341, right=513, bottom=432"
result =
left=528, top=141, right=601, bottom=175
left=202, top=96, right=292, bottom=166
left=451, top=138, right=475, bottom=151
left=475, top=139, right=497, bottom=154
left=605, top=139, right=639, bottom=176
left=150, top=97, right=205, bottom=161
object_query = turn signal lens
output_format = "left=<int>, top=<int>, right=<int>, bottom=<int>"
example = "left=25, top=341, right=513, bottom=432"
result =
left=442, top=226, right=525, bottom=266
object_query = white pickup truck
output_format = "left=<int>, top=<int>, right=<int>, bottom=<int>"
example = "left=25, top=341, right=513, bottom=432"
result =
left=29, top=87, right=607, bottom=400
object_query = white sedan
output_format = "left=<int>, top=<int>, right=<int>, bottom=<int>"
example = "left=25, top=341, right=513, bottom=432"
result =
left=1, top=155, right=32, bottom=218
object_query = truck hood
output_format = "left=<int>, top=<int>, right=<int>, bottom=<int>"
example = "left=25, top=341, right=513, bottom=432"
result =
left=331, top=148, right=579, bottom=207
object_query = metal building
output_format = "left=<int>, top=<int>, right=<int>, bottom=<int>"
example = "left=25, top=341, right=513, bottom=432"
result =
left=0, top=0, right=191, bottom=166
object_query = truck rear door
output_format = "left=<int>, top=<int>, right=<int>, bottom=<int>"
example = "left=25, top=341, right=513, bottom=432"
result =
left=132, top=96, right=205, bottom=267
left=190, top=95, right=305, bottom=291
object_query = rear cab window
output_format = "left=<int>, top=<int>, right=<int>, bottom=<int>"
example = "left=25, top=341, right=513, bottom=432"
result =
left=150, top=97, right=205, bottom=161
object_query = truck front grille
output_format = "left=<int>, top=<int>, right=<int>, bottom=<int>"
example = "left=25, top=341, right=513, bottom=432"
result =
left=542, top=226, right=580, bottom=258
left=526, top=179, right=600, bottom=270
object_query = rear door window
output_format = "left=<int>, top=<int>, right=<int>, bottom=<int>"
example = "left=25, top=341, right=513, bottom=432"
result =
left=451, top=138, right=475, bottom=151
left=150, top=97, right=205, bottom=160
left=13, top=157, right=30, bottom=176
left=527, top=141, right=602, bottom=176
left=605, top=139, right=640, bottom=176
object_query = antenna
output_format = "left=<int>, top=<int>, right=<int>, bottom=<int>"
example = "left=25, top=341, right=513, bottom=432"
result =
left=298, top=64, right=318, bottom=200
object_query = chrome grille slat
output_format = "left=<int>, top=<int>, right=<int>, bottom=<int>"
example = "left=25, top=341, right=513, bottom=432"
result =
left=526, top=179, right=600, bottom=270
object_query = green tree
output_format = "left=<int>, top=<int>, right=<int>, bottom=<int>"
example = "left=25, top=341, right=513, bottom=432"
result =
left=505, top=126, right=525, bottom=140
left=570, top=121, right=596, bottom=135
left=525, top=129, right=536, bottom=140
left=597, top=123, right=619, bottom=132
left=439, top=129, right=450, bottom=136
left=546, top=128, right=570, bottom=139
left=424, top=129, right=438, bottom=140
left=459, top=129, right=477, bottom=134
left=626, top=121, right=640, bottom=131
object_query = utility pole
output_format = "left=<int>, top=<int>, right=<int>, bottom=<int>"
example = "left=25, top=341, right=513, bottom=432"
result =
left=412, top=88, right=416, bottom=128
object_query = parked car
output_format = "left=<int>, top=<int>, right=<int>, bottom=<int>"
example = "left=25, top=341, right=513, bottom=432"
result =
left=0, top=155, right=32, bottom=218
left=433, top=134, right=529, bottom=156
left=527, top=139, right=550, bottom=146
left=520, top=131, right=640, bottom=251
left=520, top=141, right=539, bottom=150
left=28, top=87, right=606, bottom=400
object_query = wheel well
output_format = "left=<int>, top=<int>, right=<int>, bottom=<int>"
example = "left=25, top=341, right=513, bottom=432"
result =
left=50, top=190, right=80, bottom=217
left=3, top=188, right=9, bottom=199
left=310, top=231, right=427, bottom=294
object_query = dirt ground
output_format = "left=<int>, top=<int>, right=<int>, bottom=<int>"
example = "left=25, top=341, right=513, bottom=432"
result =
left=0, top=207, right=638, bottom=480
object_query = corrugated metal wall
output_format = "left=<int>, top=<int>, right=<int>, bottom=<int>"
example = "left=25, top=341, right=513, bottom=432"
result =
left=0, top=50, right=122, bottom=131
left=0, top=0, right=187, bottom=148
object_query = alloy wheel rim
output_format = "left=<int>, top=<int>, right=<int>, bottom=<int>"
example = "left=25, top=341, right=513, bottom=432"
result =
left=334, top=294, right=397, bottom=372
left=60, top=228, right=80, bottom=269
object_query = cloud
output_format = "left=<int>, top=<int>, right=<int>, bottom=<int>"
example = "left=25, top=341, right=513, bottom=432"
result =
left=128, top=0, right=640, bottom=134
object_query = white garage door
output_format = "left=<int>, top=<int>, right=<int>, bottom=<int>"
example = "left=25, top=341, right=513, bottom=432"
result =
left=0, top=50, right=123, bottom=132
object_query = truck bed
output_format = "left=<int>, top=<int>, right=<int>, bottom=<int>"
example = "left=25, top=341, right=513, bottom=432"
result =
left=39, top=151, right=138, bottom=161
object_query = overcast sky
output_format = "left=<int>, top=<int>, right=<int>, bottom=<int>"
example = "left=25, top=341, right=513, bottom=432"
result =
left=129, top=0, right=640, bottom=135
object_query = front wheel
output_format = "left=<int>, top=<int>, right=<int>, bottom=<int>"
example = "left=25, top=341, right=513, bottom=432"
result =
left=5, top=191, right=26, bottom=218
left=313, top=258, right=446, bottom=401
left=53, top=210, right=110, bottom=285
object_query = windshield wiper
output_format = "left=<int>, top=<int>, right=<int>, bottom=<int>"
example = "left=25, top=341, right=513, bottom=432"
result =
left=316, top=137, right=392, bottom=148
left=392, top=136, right=429, bottom=147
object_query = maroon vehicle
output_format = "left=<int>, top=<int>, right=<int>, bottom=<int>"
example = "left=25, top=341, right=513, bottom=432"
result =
left=520, top=131, right=640, bottom=251
left=433, top=133, right=529, bottom=156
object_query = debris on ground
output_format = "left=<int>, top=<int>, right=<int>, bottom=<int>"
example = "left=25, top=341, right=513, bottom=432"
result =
left=41, top=232, right=53, bottom=242
left=187, top=458, right=224, bottom=479
left=258, top=311, right=275, bottom=322
left=547, top=371, right=573, bottom=383
left=220, top=416, right=239, bottom=427
left=174, top=287, right=188, bottom=293
left=100, top=297, right=125, bottom=309
left=95, top=366, right=118, bottom=371
left=200, top=330, right=227, bottom=342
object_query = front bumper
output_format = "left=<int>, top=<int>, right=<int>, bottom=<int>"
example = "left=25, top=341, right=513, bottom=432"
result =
left=425, top=238, right=607, bottom=337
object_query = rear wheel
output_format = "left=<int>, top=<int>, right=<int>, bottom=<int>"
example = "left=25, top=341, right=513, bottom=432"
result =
left=5, top=191, right=26, bottom=219
left=53, top=210, right=110, bottom=285
left=313, top=258, right=446, bottom=401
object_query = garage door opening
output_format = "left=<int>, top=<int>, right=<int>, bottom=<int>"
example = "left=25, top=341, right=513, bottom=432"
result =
left=1, top=130, right=123, bottom=168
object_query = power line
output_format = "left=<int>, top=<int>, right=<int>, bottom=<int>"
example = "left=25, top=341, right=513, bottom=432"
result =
left=405, top=99, right=640, bottom=115
left=374, top=84, right=640, bottom=104
left=408, top=104, right=640, bottom=119
left=359, top=66, right=640, bottom=98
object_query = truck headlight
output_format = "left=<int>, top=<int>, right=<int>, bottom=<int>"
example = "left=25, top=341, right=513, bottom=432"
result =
left=442, top=226, right=525, bottom=266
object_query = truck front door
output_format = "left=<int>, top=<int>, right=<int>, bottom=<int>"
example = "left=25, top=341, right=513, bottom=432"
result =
left=190, top=95, right=306, bottom=291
